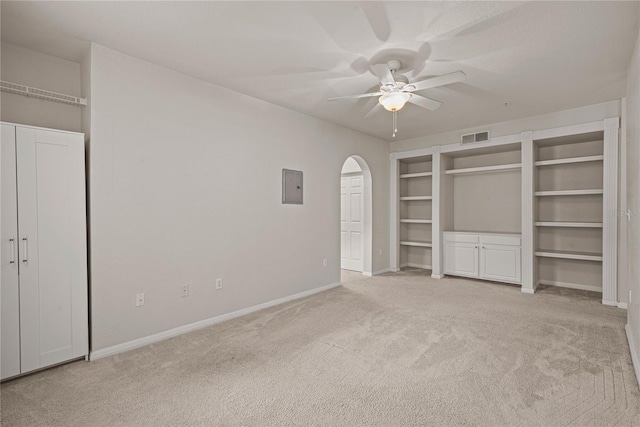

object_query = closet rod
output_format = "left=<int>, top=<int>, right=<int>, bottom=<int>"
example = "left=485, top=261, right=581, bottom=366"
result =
left=0, top=80, right=87, bottom=107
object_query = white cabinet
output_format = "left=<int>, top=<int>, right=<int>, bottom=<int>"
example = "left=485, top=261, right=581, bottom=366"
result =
left=1, top=123, right=88, bottom=380
left=444, top=232, right=521, bottom=285
left=444, top=234, right=479, bottom=278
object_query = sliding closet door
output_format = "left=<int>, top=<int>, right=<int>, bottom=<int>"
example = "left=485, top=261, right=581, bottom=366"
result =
left=16, top=127, right=88, bottom=373
left=1, top=124, right=21, bottom=379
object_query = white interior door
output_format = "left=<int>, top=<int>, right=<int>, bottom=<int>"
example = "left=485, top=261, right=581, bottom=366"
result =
left=16, top=127, right=88, bottom=374
left=1, top=124, right=21, bottom=380
left=341, top=174, right=364, bottom=272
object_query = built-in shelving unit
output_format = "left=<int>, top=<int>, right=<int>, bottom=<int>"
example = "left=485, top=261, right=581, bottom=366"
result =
left=532, top=129, right=614, bottom=298
left=395, top=155, right=433, bottom=270
left=389, top=117, right=619, bottom=305
left=441, top=142, right=522, bottom=236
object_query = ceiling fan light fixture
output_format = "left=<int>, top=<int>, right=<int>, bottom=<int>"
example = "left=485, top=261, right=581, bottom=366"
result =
left=379, top=92, right=411, bottom=111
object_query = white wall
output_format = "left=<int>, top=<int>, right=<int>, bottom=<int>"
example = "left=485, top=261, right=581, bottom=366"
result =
left=86, top=44, right=389, bottom=351
left=625, top=11, right=640, bottom=386
left=0, top=42, right=82, bottom=132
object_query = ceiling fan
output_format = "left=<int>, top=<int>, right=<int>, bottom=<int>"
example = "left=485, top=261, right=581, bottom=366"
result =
left=328, top=60, right=466, bottom=137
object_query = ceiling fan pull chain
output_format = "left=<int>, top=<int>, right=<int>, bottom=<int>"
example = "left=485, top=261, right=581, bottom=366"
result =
left=392, top=110, right=397, bottom=138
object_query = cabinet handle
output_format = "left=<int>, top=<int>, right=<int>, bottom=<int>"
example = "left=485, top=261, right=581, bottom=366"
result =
left=9, top=238, right=15, bottom=264
left=22, top=238, right=28, bottom=264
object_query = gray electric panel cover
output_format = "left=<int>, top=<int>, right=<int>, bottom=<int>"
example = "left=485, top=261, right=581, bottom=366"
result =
left=282, top=169, right=303, bottom=204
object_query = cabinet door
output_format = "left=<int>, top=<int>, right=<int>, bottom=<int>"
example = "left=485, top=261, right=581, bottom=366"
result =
left=480, top=244, right=521, bottom=284
left=1, top=124, right=21, bottom=380
left=444, top=242, right=479, bottom=278
left=16, top=127, right=88, bottom=373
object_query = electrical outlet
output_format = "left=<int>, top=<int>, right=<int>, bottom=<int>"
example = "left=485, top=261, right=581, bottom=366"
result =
left=323, top=258, right=328, bottom=267
left=216, top=278, right=223, bottom=290
left=135, top=293, right=144, bottom=307
left=181, top=285, right=189, bottom=297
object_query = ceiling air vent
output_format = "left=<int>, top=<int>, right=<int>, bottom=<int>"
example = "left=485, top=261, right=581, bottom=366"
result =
left=461, top=131, right=490, bottom=144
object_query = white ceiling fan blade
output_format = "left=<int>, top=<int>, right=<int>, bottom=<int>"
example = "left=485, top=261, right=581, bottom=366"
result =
left=371, top=63, right=395, bottom=86
left=407, top=71, right=466, bottom=92
left=407, top=94, right=442, bottom=111
left=328, top=92, right=383, bottom=102
left=365, top=102, right=384, bottom=118
left=362, top=2, right=390, bottom=42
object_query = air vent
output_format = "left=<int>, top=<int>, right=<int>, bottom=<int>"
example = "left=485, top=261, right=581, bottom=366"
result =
left=461, top=131, right=490, bottom=144
left=0, top=80, right=87, bottom=107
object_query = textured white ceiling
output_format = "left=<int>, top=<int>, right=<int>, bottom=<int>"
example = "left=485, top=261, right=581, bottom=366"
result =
left=2, top=1, right=638, bottom=141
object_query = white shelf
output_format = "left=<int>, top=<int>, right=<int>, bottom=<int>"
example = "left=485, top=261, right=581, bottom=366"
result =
left=400, top=196, right=432, bottom=201
left=535, top=221, right=603, bottom=228
left=400, top=241, right=433, bottom=248
left=535, top=250, right=603, bottom=262
left=399, top=172, right=432, bottom=179
left=399, top=219, right=432, bottom=224
left=445, top=163, right=521, bottom=175
left=535, top=189, right=603, bottom=197
left=535, top=155, right=604, bottom=167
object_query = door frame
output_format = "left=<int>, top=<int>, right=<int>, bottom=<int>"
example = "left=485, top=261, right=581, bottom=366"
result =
left=340, top=155, right=373, bottom=276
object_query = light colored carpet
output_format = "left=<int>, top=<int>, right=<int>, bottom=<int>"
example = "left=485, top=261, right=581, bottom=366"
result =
left=2, top=269, right=639, bottom=426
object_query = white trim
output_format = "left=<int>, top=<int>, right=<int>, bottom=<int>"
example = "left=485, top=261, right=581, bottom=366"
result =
left=618, top=302, right=628, bottom=309
left=431, top=273, right=445, bottom=279
left=602, top=118, right=619, bottom=305
left=625, top=324, right=640, bottom=389
left=521, top=131, right=535, bottom=294
left=90, top=282, right=342, bottom=361
left=390, top=146, right=436, bottom=160
left=537, top=279, right=602, bottom=293
left=521, top=287, right=535, bottom=294
left=439, top=136, right=520, bottom=154
left=364, top=268, right=392, bottom=277
left=531, top=120, right=604, bottom=140
left=400, top=263, right=433, bottom=270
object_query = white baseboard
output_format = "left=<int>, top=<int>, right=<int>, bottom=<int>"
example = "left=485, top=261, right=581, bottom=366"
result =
left=90, top=281, right=342, bottom=361
left=521, top=287, right=535, bottom=294
left=367, top=268, right=391, bottom=276
left=431, top=273, right=444, bottom=279
left=618, top=302, right=628, bottom=309
left=537, top=279, right=602, bottom=294
left=361, top=271, right=372, bottom=277
left=400, top=263, right=432, bottom=270
left=625, top=324, right=640, bottom=389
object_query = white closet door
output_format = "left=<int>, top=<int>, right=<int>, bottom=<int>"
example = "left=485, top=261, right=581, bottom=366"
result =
left=1, top=124, right=21, bottom=379
left=341, top=175, right=364, bottom=272
left=16, top=127, right=88, bottom=373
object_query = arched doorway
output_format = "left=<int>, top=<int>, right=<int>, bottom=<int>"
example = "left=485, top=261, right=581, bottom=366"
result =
left=340, top=156, right=372, bottom=276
